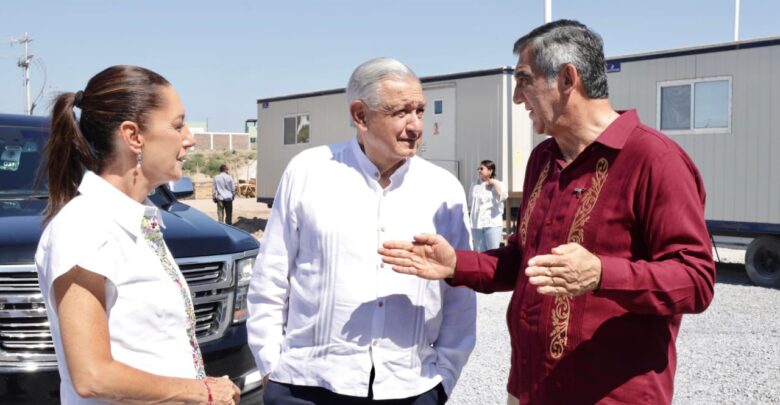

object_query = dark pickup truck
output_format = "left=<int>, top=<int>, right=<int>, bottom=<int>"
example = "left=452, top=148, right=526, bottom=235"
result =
left=0, top=113, right=262, bottom=403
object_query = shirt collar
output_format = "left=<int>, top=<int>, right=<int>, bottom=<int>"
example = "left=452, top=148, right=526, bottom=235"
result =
left=593, top=109, right=640, bottom=150
left=349, top=137, right=412, bottom=189
left=77, top=171, right=163, bottom=239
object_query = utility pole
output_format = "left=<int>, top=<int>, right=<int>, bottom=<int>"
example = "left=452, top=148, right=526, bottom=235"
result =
left=544, top=0, right=552, bottom=23
left=11, top=33, right=34, bottom=115
left=733, top=0, right=740, bottom=41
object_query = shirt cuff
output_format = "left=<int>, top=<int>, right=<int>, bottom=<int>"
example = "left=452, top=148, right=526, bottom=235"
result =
left=450, top=250, right=479, bottom=287
left=594, top=255, right=631, bottom=293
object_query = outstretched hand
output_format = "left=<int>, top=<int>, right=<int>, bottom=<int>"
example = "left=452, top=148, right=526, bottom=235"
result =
left=525, top=243, right=602, bottom=296
left=378, top=234, right=457, bottom=280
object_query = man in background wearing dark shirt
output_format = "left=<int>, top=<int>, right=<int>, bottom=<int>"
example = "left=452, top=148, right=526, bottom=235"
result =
left=379, top=19, right=715, bottom=404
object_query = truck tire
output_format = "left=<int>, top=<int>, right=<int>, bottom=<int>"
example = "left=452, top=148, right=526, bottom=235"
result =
left=745, top=236, right=780, bottom=287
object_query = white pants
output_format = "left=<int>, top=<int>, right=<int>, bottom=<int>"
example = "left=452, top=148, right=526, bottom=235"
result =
left=507, top=393, right=519, bottom=405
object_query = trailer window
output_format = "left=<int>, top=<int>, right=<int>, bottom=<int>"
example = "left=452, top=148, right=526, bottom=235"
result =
left=434, top=100, right=443, bottom=115
left=657, top=77, right=731, bottom=135
left=283, top=114, right=310, bottom=145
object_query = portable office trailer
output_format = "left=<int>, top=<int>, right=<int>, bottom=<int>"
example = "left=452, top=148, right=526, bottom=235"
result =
left=256, top=67, right=534, bottom=216
left=605, top=36, right=780, bottom=286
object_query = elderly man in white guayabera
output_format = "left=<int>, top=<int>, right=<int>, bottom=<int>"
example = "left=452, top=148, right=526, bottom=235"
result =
left=247, top=57, right=476, bottom=405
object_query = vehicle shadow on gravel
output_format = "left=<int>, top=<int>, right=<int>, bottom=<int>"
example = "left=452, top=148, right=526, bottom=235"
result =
left=233, top=216, right=268, bottom=235
left=715, top=263, right=755, bottom=287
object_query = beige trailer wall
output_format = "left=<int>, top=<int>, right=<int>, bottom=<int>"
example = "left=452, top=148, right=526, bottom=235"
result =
left=607, top=44, right=780, bottom=224
left=449, top=74, right=505, bottom=193
left=256, top=92, right=352, bottom=200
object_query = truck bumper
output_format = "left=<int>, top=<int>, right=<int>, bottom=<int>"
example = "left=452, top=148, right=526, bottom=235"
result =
left=0, top=324, right=261, bottom=404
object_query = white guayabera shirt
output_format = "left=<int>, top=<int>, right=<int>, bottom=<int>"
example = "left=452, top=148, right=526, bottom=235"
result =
left=36, top=171, right=198, bottom=404
left=247, top=137, right=477, bottom=400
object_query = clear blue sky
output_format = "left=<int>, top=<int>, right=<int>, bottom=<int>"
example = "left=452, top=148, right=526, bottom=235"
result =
left=1, top=0, right=778, bottom=132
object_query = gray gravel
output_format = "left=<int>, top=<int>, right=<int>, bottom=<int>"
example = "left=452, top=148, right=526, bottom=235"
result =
left=448, top=247, right=780, bottom=404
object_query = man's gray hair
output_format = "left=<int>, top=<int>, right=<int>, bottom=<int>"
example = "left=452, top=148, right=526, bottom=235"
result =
left=513, top=19, right=609, bottom=99
left=346, top=57, right=419, bottom=109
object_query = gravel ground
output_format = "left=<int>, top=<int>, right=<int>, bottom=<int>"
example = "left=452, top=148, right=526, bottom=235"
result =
left=448, top=247, right=780, bottom=404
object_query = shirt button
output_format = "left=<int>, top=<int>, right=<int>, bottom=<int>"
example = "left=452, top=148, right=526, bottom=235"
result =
left=379, top=226, right=386, bottom=232
left=545, top=218, right=553, bottom=225
left=374, top=172, right=380, bottom=178
left=378, top=301, right=384, bottom=308
left=520, top=311, right=527, bottom=320
left=372, top=340, right=379, bottom=347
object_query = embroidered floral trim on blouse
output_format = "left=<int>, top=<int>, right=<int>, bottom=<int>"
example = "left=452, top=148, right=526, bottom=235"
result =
left=141, top=214, right=206, bottom=379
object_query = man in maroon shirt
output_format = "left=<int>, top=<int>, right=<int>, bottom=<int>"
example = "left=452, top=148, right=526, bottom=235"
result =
left=379, top=19, right=715, bottom=405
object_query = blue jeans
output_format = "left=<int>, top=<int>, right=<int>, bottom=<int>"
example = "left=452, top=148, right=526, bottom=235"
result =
left=472, top=226, right=502, bottom=252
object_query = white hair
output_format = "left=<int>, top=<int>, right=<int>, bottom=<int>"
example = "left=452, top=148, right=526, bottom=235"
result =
left=346, top=57, right=419, bottom=109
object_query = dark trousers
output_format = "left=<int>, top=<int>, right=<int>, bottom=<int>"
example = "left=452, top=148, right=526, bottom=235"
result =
left=262, top=381, right=447, bottom=405
left=217, top=199, right=233, bottom=225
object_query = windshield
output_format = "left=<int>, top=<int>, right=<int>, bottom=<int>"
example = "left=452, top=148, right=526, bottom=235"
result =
left=0, top=124, right=48, bottom=197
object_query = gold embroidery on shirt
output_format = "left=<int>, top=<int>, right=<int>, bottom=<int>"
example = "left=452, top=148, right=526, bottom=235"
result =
left=519, top=161, right=550, bottom=246
left=549, top=157, right=609, bottom=359
left=549, top=296, right=571, bottom=359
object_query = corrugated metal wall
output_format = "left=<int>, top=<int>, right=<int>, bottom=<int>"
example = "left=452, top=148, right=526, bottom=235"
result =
left=607, top=44, right=780, bottom=224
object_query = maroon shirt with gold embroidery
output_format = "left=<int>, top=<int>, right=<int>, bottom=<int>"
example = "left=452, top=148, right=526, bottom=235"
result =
left=452, top=110, right=715, bottom=404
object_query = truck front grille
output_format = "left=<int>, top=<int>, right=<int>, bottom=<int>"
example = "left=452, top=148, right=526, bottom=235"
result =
left=0, top=253, right=245, bottom=369
left=0, top=269, right=55, bottom=368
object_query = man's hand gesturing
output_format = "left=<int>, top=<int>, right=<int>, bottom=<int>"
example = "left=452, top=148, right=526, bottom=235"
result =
left=378, top=233, right=457, bottom=280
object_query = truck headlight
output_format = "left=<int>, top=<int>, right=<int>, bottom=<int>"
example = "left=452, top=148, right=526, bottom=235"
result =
left=232, top=256, right=255, bottom=323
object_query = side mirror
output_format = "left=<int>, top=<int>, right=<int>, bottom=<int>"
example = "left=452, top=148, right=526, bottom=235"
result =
left=169, top=177, right=194, bottom=199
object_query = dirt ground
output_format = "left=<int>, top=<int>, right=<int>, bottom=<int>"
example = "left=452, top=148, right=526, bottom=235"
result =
left=184, top=197, right=270, bottom=240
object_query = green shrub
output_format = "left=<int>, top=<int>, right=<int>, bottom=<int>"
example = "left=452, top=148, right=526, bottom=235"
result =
left=183, top=153, right=206, bottom=173
left=204, top=157, right=226, bottom=177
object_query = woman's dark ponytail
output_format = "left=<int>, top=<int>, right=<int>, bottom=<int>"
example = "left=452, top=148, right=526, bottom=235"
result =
left=43, top=92, right=97, bottom=224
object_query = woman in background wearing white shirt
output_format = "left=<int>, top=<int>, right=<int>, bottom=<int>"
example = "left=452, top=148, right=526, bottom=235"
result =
left=469, top=160, right=508, bottom=251
left=35, top=66, right=240, bottom=404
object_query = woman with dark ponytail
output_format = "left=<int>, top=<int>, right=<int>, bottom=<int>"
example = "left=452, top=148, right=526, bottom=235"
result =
left=35, top=66, right=240, bottom=404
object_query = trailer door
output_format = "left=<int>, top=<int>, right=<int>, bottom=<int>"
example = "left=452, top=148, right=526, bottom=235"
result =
left=420, top=85, right=458, bottom=180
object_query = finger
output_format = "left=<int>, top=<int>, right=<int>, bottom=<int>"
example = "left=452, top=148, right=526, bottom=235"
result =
left=551, top=243, right=579, bottom=255
left=527, top=254, right=559, bottom=267
left=389, top=264, right=422, bottom=276
left=525, top=265, right=552, bottom=277
left=551, top=276, right=568, bottom=287
left=537, top=285, right=570, bottom=295
left=381, top=253, right=414, bottom=267
left=528, top=275, right=553, bottom=286
left=231, top=380, right=241, bottom=398
left=381, top=240, right=414, bottom=250
left=412, top=233, right=442, bottom=245
left=378, top=247, right=411, bottom=258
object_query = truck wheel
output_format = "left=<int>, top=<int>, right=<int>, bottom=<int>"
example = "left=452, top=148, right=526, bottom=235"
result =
left=745, top=236, right=780, bottom=287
